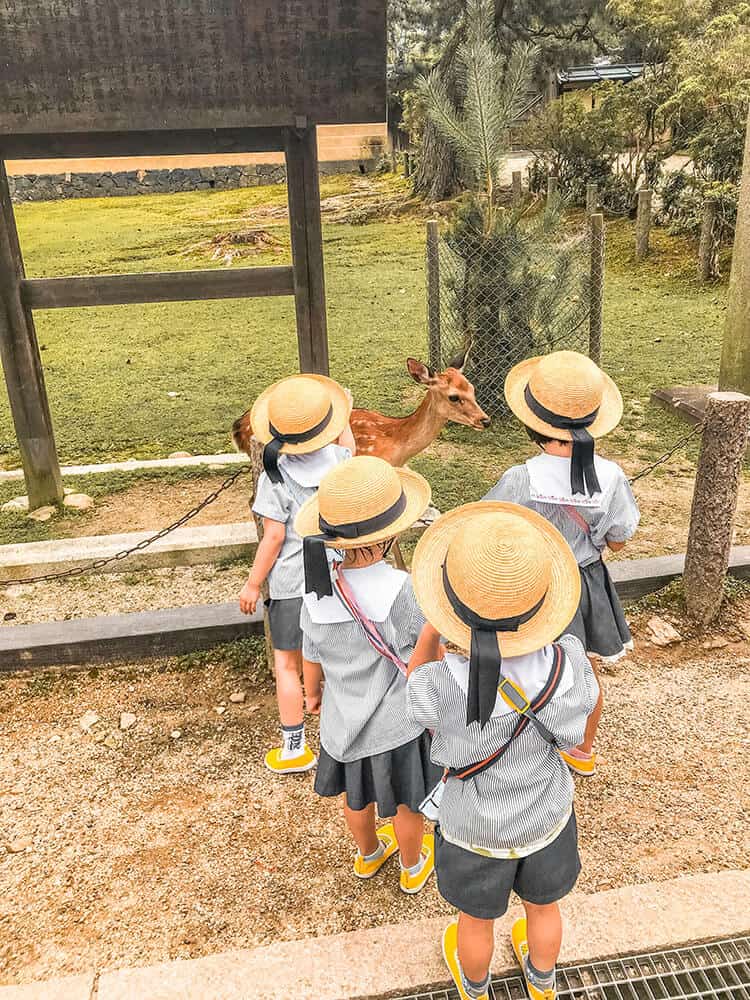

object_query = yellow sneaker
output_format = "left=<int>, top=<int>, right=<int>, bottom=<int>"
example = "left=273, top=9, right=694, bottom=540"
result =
left=353, top=822, right=399, bottom=879
left=559, top=748, right=597, bottom=776
left=511, top=917, right=556, bottom=1000
left=399, top=832, right=435, bottom=894
left=264, top=744, right=317, bottom=775
left=442, top=921, right=489, bottom=1000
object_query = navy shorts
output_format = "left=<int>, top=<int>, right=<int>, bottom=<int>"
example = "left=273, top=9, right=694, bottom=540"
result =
left=435, top=810, right=581, bottom=919
left=267, top=597, right=303, bottom=651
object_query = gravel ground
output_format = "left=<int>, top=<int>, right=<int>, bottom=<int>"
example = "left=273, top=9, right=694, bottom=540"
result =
left=1, top=618, right=748, bottom=987
left=1, top=563, right=250, bottom=626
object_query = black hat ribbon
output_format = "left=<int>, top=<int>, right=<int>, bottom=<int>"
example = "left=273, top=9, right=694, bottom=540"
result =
left=263, top=404, right=334, bottom=485
left=524, top=384, right=602, bottom=496
left=442, top=564, right=547, bottom=729
left=303, top=490, right=408, bottom=599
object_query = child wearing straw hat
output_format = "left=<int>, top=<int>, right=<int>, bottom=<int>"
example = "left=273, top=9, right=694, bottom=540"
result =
left=484, top=350, right=640, bottom=777
left=407, top=502, right=599, bottom=1000
left=237, top=374, right=354, bottom=775
left=294, top=455, right=440, bottom=893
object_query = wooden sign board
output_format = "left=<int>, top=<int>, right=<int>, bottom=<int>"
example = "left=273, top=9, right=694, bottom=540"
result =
left=0, top=0, right=386, bottom=134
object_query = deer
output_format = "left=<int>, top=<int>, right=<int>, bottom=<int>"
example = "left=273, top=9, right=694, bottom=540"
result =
left=350, top=353, right=491, bottom=466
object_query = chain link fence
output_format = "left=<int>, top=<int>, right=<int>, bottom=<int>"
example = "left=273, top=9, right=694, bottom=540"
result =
left=427, top=215, right=604, bottom=416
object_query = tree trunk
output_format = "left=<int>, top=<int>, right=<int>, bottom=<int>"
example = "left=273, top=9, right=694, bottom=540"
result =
left=683, top=391, right=750, bottom=625
left=719, top=105, right=750, bottom=392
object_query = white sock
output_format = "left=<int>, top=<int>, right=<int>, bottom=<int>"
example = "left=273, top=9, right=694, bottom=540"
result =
left=280, top=723, right=305, bottom=760
left=400, top=850, right=427, bottom=876
left=363, top=840, right=386, bottom=862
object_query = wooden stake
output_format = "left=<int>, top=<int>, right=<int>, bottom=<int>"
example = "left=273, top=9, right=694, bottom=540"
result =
left=426, top=220, right=442, bottom=371
left=0, top=161, right=63, bottom=509
left=249, top=437, right=274, bottom=674
left=635, top=188, right=652, bottom=261
left=284, top=125, right=329, bottom=375
left=511, top=170, right=523, bottom=208
left=589, top=213, right=604, bottom=366
left=684, top=391, right=750, bottom=624
left=586, top=181, right=598, bottom=218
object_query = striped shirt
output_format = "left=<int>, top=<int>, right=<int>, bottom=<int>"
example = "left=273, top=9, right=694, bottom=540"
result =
left=483, top=457, right=640, bottom=566
left=301, top=573, right=426, bottom=763
left=406, top=635, right=598, bottom=852
left=252, top=445, right=350, bottom=599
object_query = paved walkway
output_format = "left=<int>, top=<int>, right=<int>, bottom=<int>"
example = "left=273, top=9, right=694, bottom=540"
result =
left=1, top=870, right=748, bottom=1000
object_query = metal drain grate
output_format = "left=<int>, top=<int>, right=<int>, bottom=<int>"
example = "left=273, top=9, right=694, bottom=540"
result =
left=388, top=936, right=750, bottom=1000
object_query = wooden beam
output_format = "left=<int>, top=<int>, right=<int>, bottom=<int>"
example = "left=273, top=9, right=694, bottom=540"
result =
left=22, top=266, right=296, bottom=309
left=0, top=602, right=263, bottom=670
left=0, top=127, right=286, bottom=160
left=284, top=126, right=329, bottom=375
left=0, top=161, right=63, bottom=508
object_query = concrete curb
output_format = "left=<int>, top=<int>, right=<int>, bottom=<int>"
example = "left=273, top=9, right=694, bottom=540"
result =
left=0, top=522, right=257, bottom=582
left=2, top=871, right=747, bottom=1000
left=0, top=452, right=248, bottom=482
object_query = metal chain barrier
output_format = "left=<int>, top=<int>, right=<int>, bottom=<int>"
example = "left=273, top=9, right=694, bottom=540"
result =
left=1, top=464, right=252, bottom=588
left=628, top=421, right=705, bottom=486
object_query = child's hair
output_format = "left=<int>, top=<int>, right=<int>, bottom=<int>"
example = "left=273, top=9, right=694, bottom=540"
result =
left=346, top=539, right=396, bottom=563
left=525, top=425, right=569, bottom=448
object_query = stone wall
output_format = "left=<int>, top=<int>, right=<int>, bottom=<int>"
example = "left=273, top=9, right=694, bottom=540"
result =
left=8, top=159, right=366, bottom=203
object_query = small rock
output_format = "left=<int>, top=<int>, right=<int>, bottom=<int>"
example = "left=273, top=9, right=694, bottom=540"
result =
left=702, top=637, right=729, bottom=650
left=63, top=493, right=94, bottom=511
left=215, top=706, right=226, bottom=715
left=170, top=729, right=182, bottom=740
left=169, top=451, right=192, bottom=459
left=229, top=691, right=246, bottom=704
left=79, top=710, right=100, bottom=732
left=2, top=495, right=29, bottom=512
left=103, top=733, right=121, bottom=750
left=119, top=712, right=137, bottom=731
left=63, top=487, right=74, bottom=496
left=3, top=611, right=17, bottom=622
left=6, top=837, right=32, bottom=853
left=647, top=615, right=682, bottom=647
left=166, top=391, right=182, bottom=399
left=92, top=731, right=107, bottom=743
left=48, top=734, right=62, bottom=744
left=27, top=505, right=56, bottom=522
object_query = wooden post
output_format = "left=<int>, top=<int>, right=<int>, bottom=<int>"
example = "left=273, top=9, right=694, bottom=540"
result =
left=586, top=181, right=598, bottom=218
left=249, top=437, right=274, bottom=674
left=511, top=170, right=523, bottom=207
left=0, top=161, right=63, bottom=509
left=684, top=391, right=750, bottom=624
left=588, top=212, right=604, bottom=365
left=635, top=188, right=653, bottom=261
left=547, top=175, right=559, bottom=201
left=284, top=124, right=329, bottom=376
left=719, top=106, right=750, bottom=392
left=697, top=200, right=719, bottom=282
left=426, top=220, right=442, bottom=371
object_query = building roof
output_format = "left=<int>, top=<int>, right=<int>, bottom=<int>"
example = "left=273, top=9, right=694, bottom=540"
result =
left=557, top=63, right=645, bottom=86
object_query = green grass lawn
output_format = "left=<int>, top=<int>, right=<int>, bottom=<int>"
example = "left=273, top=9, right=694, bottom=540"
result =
left=0, top=179, right=730, bottom=531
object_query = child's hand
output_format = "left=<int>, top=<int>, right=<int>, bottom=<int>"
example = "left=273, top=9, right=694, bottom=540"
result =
left=239, top=580, right=261, bottom=615
left=306, top=688, right=323, bottom=715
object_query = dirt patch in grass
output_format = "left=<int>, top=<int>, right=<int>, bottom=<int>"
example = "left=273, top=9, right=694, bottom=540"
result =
left=1, top=600, right=750, bottom=986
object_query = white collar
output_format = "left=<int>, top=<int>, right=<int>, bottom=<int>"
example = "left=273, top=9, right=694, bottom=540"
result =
left=303, top=561, right=408, bottom=624
left=444, top=646, right=573, bottom=718
left=279, top=444, right=345, bottom=488
left=525, top=452, right=618, bottom=508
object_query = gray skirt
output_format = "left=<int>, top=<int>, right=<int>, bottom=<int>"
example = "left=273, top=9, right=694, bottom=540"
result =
left=315, top=732, right=442, bottom=817
left=266, top=597, right=303, bottom=651
left=564, top=559, right=631, bottom=659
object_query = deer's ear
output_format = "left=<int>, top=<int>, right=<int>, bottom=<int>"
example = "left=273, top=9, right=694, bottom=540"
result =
left=407, top=358, right=436, bottom=385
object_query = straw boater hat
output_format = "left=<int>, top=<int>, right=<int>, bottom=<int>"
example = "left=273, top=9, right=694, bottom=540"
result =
left=295, top=455, right=431, bottom=599
left=505, top=350, right=623, bottom=496
left=411, top=502, right=580, bottom=728
left=250, top=374, right=352, bottom=485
